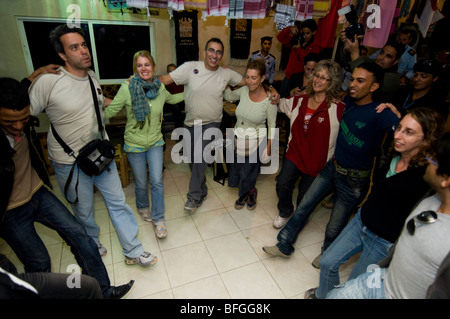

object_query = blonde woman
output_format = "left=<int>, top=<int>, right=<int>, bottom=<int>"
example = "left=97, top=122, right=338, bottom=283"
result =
left=105, top=50, right=183, bottom=239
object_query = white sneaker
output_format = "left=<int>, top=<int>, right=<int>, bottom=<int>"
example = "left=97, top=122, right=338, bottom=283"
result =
left=125, top=251, right=158, bottom=267
left=273, top=215, right=289, bottom=229
left=154, top=221, right=168, bottom=239
left=97, top=242, right=107, bottom=257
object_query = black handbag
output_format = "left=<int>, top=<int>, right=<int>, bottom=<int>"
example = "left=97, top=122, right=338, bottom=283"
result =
left=75, top=138, right=115, bottom=176
left=51, top=75, right=115, bottom=204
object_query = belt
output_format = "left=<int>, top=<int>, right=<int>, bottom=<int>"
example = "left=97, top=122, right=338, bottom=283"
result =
left=334, top=160, right=372, bottom=179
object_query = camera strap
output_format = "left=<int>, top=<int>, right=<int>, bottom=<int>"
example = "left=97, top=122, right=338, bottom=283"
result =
left=51, top=75, right=105, bottom=156
left=50, top=75, right=107, bottom=204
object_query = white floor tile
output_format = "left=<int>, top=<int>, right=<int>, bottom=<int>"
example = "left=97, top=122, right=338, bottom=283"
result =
left=263, top=251, right=320, bottom=298
left=172, top=275, right=230, bottom=299
left=192, top=208, right=239, bottom=240
left=113, top=257, right=171, bottom=299
left=157, top=216, right=202, bottom=251
left=205, top=232, right=259, bottom=273
left=220, top=262, right=285, bottom=299
left=1, top=135, right=367, bottom=301
left=162, top=242, right=218, bottom=288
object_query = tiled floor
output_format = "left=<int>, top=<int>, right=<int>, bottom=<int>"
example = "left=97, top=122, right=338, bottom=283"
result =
left=0, top=135, right=357, bottom=299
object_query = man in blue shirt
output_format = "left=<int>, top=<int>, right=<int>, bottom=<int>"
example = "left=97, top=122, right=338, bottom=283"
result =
left=396, top=29, right=417, bottom=82
left=263, top=62, right=400, bottom=266
left=249, top=36, right=276, bottom=86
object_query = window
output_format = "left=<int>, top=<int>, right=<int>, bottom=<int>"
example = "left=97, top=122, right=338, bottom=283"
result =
left=17, top=17, right=155, bottom=84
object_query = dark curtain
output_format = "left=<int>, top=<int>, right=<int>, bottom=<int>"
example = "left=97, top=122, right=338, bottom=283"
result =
left=230, top=19, right=252, bottom=59
left=174, top=10, right=199, bottom=66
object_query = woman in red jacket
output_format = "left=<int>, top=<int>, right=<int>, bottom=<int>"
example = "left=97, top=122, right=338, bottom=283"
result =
left=274, top=60, right=344, bottom=229
left=277, top=19, right=322, bottom=97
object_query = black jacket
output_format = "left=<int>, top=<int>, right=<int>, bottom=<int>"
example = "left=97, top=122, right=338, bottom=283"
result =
left=0, top=116, right=51, bottom=221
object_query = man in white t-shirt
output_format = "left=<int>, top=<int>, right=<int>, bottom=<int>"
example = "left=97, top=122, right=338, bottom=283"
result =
left=29, top=24, right=157, bottom=267
left=160, top=38, right=247, bottom=212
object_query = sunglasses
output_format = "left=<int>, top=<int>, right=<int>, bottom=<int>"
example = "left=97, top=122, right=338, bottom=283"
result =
left=407, top=210, right=438, bottom=236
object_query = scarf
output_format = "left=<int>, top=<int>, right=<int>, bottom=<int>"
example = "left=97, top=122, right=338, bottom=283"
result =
left=129, top=74, right=161, bottom=129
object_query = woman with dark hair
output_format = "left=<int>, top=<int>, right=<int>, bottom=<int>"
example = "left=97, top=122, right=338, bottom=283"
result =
left=305, top=107, right=446, bottom=299
left=277, top=19, right=322, bottom=97
left=273, top=60, right=345, bottom=229
left=105, top=50, right=184, bottom=239
left=223, top=59, right=278, bottom=211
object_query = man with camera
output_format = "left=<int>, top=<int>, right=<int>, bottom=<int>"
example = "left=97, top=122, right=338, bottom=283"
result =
left=277, top=20, right=321, bottom=97
left=29, top=24, right=157, bottom=267
left=343, top=24, right=405, bottom=102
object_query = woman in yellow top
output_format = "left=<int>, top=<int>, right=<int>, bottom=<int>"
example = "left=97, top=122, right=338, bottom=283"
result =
left=105, top=50, right=183, bottom=239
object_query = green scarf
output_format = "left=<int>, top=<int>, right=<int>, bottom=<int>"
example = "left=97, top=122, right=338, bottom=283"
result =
left=129, top=74, right=161, bottom=129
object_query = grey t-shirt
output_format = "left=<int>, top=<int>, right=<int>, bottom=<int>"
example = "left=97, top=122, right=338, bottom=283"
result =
left=385, top=194, right=450, bottom=299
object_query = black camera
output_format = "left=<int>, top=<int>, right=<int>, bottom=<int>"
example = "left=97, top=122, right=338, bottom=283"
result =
left=345, top=23, right=365, bottom=43
left=290, top=33, right=305, bottom=46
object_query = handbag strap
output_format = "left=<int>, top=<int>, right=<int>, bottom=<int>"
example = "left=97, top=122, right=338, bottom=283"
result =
left=49, top=75, right=105, bottom=205
left=51, top=75, right=105, bottom=156
left=88, top=75, right=105, bottom=140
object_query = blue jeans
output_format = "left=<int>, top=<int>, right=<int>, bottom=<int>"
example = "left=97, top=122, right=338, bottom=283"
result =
left=276, top=158, right=316, bottom=218
left=326, top=267, right=387, bottom=299
left=228, top=149, right=261, bottom=197
left=0, top=187, right=112, bottom=298
left=127, top=146, right=165, bottom=223
left=276, top=159, right=370, bottom=255
left=316, top=211, right=394, bottom=298
left=51, top=160, right=144, bottom=258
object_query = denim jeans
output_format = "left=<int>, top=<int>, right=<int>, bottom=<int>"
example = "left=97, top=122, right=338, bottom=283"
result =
left=0, top=187, right=112, bottom=298
left=316, top=210, right=394, bottom=298
left=228, top=149, right=261, bottom=197
left=276, top=159, right=370, bottom=255
left=127, top=146, right=165, bottom=223
left=326, top=267, right=387, bottom=299
left=276, top=158, right=316, bottom=218
left=51, top=160, right=144, bottom=258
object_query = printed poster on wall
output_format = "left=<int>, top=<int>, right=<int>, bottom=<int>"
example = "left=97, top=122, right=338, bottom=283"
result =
left=230, top=19, right=252, bottom=60
left=174, top=10, right=199, bottom=66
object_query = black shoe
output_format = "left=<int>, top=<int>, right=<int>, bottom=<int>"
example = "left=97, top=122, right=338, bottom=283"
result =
left=246, top=188, right=257, bottom=211
left=108, top=280, right=135, bottom=299
left=235, top=193, right=248, bottom=210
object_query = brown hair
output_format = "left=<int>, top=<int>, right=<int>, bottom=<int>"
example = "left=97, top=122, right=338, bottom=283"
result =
left=391, top=107, right=446, bottom=168
left=246, top=59, right=268, bottom=91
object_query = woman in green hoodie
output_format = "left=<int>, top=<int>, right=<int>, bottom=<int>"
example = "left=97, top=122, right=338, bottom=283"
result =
left=105, top=50, right=184, bottom=239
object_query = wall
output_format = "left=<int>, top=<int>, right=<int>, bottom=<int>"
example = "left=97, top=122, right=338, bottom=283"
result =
left=0, top=0, right=284, bottom=81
